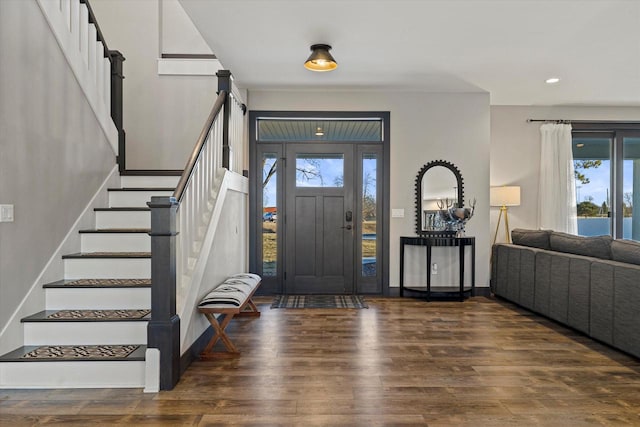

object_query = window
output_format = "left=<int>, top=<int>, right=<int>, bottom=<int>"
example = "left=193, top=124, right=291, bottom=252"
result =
left=257, top=118, right=383, bottom=142
left=361, top=154, right=377, bottom=277
left=573, top=135, right=612, bottom=237
left=262, top=153, right=278, bottom=276
left=572, top=124, right=640, bottom=240
left=295, top=154, right=344, bottom=187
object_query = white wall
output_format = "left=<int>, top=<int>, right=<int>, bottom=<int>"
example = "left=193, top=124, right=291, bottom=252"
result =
left=161, top=0, right=213, bottom=55
left=181, top=187, right=248, bottom=352
left=490, top=106, right=640, bottom=241
left=90, top=0, right=219, bottom=170
left=0, top=0, right=116, bottom=351
left=249, top=90, right=491, bottom=288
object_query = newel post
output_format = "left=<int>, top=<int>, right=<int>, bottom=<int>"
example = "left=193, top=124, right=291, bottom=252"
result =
left=147, top=196, right=180, bottom=390
left=108, top=50, right=126, bottom=172
left=217, top=70, right=231, bottom=169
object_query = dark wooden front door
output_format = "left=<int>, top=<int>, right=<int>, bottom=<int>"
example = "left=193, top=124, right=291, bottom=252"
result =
left=284, top=143, right=354, bottom=294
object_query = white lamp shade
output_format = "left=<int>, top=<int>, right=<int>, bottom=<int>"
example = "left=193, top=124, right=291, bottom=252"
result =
left=490, top=186, right=521, bottom=207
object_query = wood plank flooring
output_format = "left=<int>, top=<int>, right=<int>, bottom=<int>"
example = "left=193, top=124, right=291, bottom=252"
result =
left=2, top=296, right=640, bottom=426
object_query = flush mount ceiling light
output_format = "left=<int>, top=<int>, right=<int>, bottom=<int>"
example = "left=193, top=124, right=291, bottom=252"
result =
left=315, top=127, right=325, bottom=136
left=304, top=44, right=338, bottom=72
left=545, top=77, right=561, bottom=84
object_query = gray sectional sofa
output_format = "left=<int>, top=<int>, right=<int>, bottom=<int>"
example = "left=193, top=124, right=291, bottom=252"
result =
left=491, top=229, right=640, bottom=359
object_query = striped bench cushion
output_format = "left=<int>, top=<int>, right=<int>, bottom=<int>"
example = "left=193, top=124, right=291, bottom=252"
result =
left=198, top=273, right=261, bottom=308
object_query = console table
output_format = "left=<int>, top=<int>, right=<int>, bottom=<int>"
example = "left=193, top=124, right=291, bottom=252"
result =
left=399, top=235, right=475, bottom=301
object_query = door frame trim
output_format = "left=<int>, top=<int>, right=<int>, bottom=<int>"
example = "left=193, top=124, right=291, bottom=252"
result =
left=249, top=110, right=391, bottom=295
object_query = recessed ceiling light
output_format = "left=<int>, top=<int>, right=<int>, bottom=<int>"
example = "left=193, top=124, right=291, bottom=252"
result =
left=545, top=77, right=561, bottom=84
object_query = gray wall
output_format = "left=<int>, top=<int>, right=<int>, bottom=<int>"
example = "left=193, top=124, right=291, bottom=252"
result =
left=90, top=0, right=219, bottom=170
left=249, top=90, right=491, bottom=288
left=0, top=0, right=116, bottom=348
left=490, top=105, right=640, bottom=240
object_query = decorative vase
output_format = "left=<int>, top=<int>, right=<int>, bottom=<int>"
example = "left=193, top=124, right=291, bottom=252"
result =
left=447, top=204, right=475, bottom=237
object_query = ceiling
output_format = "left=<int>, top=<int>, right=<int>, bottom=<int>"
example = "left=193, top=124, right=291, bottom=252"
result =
left=179, top=0, right=640, bottom=106
left=257, top=118, right=382, bottom=142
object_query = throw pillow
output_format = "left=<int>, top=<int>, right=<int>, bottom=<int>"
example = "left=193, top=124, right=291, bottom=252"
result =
left=511, top=229, right=551, bottom=250
left=549, top=231, right=612, bottom=259
left=611, top=239, right=640, bottom=266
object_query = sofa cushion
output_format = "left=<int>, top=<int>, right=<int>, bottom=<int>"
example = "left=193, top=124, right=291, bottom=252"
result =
left=511, top=229, right=551, bottom=250
left=611, top=239, right=640, bottom=265
left=549, top=231, right=612, bottom=259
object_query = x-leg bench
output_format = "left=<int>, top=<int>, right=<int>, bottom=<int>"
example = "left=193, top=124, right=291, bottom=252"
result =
left=197, top=275, right=261, bottom=359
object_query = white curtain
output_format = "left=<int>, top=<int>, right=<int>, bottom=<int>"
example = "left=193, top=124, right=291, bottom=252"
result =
left=538, top=123, right=578, bottom=234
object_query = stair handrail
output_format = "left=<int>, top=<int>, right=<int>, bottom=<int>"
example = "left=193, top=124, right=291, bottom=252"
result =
left=173, top=90, right=227, bottom=201
left=81, top=0, right=127, bottom=172
left=79, top=0, right=110, bottom=52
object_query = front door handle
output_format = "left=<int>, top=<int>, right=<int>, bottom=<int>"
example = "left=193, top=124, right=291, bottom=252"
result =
left=341, top=225, right=353, bottom=230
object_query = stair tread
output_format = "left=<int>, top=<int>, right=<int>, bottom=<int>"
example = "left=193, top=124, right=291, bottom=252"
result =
left=43, top=279, right=151, bottom=288
left=79, top=228, right=150, bottom=234
left=62, top=252, right=151, bottom=258
left=22, top=309, right=151, bottom=322
left=0, top=344, right=146, bottom=362
left=94, top=207, right=151, bottom=212
left=107, top=187, right=174, bottom=191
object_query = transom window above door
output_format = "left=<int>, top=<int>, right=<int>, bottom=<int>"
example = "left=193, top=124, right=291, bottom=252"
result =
left=257, top=118, right=383, bottom=142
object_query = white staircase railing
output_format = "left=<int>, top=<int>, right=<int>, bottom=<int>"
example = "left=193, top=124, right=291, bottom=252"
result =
left=147, top=71, right=246, bottom=390
left=36, top=0, right=125, bottom=159
left=36, top=0, right=127, bottom=171
left=174, top=100, right=225, bottom=316
left=228, top=89, right=247, bottom=174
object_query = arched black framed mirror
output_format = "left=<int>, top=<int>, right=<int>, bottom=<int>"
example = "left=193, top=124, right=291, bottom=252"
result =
left=415, top=160, right=464, bottom=235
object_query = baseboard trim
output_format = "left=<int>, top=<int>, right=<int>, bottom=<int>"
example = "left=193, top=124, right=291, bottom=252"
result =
left=473, top=287, right=492, bottom=297
left=387, top=287, right=491, bottom=298
left=180, top=324, right=214, bottom=374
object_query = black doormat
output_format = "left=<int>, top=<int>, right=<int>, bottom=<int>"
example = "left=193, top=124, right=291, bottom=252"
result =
left=271, top=295, right=368, bottom=309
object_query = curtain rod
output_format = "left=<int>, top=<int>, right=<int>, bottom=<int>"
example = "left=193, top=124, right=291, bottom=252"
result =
left=527, top=119, right=571, bottom=124
left=527, top=119, right=569, bottom=123
left=527, top=119, right=640, bottom=124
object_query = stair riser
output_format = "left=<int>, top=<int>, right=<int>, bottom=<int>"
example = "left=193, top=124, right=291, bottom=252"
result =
left=64, top=258, right=150, bottom=279
left=121, top=175, right=180, bottom=188
left=81, top=233, right=150, bottom=252
left=0, top=361, right=145, bottom=388
left=24, top=321, right=147, bottom=345
left=95, top=210, right=150, bottom=229
left=108, top=190, right=172, bottom=208
left=45, top=288, right=150, bottom=310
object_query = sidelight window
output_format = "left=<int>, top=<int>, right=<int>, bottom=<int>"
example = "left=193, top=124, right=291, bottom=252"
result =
left=262, top=154, right=278, bottom=276
left=361, top=154, right=377, bottom=277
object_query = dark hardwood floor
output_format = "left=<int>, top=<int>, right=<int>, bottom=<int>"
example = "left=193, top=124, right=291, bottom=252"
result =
left=2, top=296, right=640, bottom=426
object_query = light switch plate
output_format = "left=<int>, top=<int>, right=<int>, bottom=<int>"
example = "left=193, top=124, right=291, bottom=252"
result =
left=391, top=208, right=405, bottom=218
left=0, top=204, right=14, bottom=222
